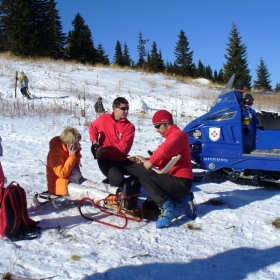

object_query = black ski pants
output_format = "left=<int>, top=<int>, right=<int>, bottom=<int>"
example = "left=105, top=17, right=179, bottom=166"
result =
left=97, top=158, right=133, bottom=187
left=125, top=162, right=193, bottom=205
left=20, top=87, right=28, bottom=97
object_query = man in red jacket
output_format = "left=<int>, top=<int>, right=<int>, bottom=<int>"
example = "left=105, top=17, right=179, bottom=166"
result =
left=128, top=109, right=196, bottom=228
left=89, top=97, right=138, bottom=204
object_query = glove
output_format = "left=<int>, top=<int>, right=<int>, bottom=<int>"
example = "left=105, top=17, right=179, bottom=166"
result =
left=91, top=143, right=98, bottom=159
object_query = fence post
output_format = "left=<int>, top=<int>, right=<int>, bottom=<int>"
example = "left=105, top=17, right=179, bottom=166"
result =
left=15, top=71, right=18, bottom=98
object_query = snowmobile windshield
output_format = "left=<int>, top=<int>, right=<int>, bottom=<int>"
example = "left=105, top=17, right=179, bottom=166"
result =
left=211, top=74, right=235, bottom=107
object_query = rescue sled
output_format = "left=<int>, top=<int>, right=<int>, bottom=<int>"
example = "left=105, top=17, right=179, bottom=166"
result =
left=78, top=196, right=144, bottom=229
left=184, top=74, right=280, bottom=186
left=33, top=191, right=144, bottom=229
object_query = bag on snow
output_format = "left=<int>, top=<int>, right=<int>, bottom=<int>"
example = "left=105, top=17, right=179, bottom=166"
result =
left=0, top=166, right=40, bottom=241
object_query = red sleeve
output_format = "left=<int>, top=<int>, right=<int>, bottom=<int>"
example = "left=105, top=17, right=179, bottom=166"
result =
left=149, top=132, right=183, bottom=166
left=88, top=118, right=100, bottom=142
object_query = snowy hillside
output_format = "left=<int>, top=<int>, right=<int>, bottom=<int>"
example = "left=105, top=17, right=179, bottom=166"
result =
left=0, top=55, right=280, bottom=280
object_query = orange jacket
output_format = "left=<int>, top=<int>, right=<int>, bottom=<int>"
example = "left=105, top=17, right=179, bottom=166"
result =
left=46, top=136, right=82, bottom=195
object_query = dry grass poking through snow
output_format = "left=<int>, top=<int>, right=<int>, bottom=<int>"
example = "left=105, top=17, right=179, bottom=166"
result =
left=272, top=217, right=280, bottom=229
left=1, top=53, right=280, bottom=121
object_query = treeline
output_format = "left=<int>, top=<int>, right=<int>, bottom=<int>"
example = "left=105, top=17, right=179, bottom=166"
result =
left=0, top=0, right=277, bottom=91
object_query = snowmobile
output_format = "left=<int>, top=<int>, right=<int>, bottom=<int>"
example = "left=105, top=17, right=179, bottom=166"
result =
left=184, top=74, right=280, bottom=186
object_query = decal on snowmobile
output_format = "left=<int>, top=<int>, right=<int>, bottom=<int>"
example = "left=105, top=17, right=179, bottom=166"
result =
left=209, top=127, right=221, bottom=142
left=204, top=157, right=228, bottom=162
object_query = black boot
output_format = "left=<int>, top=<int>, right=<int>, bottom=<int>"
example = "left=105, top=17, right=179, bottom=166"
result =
left=122, top=178, right=141, bottom=210
left=142, top=197, right=159, bottom=212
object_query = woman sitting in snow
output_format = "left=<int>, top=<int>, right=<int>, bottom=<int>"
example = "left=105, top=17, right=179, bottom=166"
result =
left=46, top=127, right=120, bottom=203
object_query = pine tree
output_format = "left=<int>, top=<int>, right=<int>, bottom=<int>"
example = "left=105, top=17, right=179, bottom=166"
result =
left=0, top=25, right=4, bottom=52
left=253, top=57, right=272, bottom=91
left=146, top=51, right=150, bottom=70
left=30, top=0, right=65, bottom=58
left=122, top=42, right=132, bottom=66
left=171, top=63, right=181, bottom=76
left=0, top=0, right=38, bottom=56
left=30, top=0, right=50, bottom=56
left=275, top=83, right=280, bottom=92
left=158, top=50, right=165, bottom=72
left=174, top=30, right=194, bottom=77
left=0, top=0, right=65, bottom=57
left=223, top=23, right=251, bottom=87
left=95, top=43, right=109, bottom=65
left=205, top=65, right=213, bottom=80
left=113, top=40, right=123, bottom=66
left=147, top=41, right=164, bottom=73
left=216, top=69, right=224, bottom=84
left=195, top=60, right=205, bottom=78
left=165, top=61, right=174, bottom=75
left=66, top=13, right=96, bottom=64
left=45, top=0, right=66, bottom=59
left=137, top=31, right=148, bottom=68
left=0, top=0, right=8, bottom=52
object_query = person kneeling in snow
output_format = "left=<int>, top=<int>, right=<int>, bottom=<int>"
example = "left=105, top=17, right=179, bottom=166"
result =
left=127, top=110, right=196, bottom=228
left=46, top=127, right=120, bottom=203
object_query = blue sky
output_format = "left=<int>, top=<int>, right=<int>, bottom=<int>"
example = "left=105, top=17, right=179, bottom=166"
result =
left=56, top=0, right=280, bottom=88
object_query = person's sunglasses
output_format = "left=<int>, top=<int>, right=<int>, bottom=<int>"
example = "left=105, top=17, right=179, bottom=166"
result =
left=154, top=124, right=162, bottom=129
left=116, top=106, right=129, bottom=111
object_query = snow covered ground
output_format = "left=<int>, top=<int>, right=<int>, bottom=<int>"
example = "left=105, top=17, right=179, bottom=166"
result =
left=0, top=56, right=280, bottom=280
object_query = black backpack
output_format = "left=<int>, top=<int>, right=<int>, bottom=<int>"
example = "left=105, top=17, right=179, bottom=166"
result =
left=0, top=181, right=40, bottom=241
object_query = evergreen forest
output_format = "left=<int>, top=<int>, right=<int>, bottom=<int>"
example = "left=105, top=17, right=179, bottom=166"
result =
left=0, top=0, right=276, bottom=91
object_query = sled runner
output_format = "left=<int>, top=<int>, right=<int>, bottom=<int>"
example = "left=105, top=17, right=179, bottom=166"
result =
left=78, top=194, right=144, bottom=229
left=33, top=191, right=144, bottom=229
left=33, top=191, right=73, bottom=209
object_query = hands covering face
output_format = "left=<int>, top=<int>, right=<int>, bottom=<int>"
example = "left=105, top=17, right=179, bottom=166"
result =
left=67, top=143, right=80, bottom=155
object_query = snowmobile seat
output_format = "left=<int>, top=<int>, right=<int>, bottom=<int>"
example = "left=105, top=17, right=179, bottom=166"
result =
left=257, top=112, right=280, bottom=130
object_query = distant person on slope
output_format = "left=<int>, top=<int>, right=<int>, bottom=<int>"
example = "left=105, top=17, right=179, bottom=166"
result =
left=94, top=97, right=105, bottom=118
left=18, top=71, right=31, bottom=99
left=46, top=127, right=121, bottom=204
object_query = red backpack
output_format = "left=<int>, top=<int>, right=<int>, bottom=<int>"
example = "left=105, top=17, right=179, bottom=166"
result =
left=0, top=162, right=40, bottom=241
